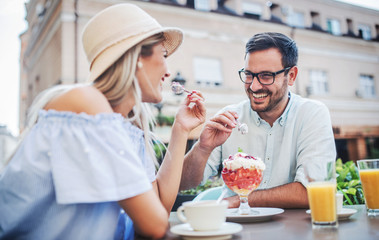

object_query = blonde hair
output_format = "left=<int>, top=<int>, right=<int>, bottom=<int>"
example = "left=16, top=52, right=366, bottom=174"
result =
left=2, top=34, right=166, bottom=171
left=93, top=33, right=166, bottom=168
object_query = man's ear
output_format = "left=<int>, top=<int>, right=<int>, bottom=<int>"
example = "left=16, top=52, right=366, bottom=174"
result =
left=288, top=66, right=298, bottom=86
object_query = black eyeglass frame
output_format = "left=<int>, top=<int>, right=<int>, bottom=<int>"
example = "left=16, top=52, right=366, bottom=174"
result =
left=238, top=67, right=292, bottom=85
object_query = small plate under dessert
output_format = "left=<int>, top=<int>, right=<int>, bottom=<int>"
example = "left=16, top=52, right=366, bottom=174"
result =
left=226, top=207, right=284, bottom=223
left=306, top=208, right=357, bottom=220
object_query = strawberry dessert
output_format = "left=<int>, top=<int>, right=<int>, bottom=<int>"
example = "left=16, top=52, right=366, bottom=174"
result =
left=221, top=152, right=265, bottom=196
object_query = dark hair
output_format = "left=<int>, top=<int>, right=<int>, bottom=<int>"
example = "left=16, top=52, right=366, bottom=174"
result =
left=245, top=32, right=298, bottom=70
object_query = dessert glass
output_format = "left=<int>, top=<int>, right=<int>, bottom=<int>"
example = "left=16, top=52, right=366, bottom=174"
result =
left=221, top=152, right=264, bottom=215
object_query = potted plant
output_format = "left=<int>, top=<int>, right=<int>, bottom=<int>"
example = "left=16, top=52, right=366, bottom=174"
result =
left=172, top=176, right=224, bottom=211
left=336, top=158, right=365, bottom=205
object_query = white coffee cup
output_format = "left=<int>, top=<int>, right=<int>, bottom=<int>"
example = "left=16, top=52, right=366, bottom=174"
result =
left=336, top=192, right=343, bottom=213
left=176, top=200, right=228, bottom=231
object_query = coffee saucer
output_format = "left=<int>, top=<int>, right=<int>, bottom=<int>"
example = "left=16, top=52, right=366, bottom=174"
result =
left=170, top=222, right=242, bottom=239
left=306, top=208, right=357, bottom=220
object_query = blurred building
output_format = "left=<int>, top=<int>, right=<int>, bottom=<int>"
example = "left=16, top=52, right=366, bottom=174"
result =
left=19, top=0, right=379, bottom=162
left=0, top=125, right=18, bottom=168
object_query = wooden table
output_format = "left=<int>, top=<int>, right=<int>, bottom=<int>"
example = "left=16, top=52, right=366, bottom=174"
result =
left=157, top=205, right=379, bottom=240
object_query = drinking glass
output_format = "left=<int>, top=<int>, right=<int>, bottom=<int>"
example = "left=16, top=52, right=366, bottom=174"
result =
left=305, top=160, right=338, bottom=229
left=221, top=165, right=263, bottom=215
left=357, top=159, right=379, bottom=217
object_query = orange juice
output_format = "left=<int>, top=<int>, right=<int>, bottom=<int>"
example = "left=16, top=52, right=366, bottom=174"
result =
left=307, top=182, right=337, bottom=222
left=359, top=169, right=379, bottom=209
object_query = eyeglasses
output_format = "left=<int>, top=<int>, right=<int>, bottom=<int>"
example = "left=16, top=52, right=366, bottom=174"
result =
left=238, top=67, right=292, bottom=85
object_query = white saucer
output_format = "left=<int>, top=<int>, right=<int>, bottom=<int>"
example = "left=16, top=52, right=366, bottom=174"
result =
left=306, top=208, right=357, bottom=220
left=226, top=207, right=284, bottom=223
left=170, top=222, right=242, bottom=239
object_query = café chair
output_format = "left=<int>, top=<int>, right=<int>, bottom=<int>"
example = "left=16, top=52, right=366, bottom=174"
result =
left=192, top=186, right=223, bottom=202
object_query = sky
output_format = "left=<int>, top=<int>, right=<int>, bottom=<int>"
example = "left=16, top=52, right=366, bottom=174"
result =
left=0, top=0, right=378, bottom=136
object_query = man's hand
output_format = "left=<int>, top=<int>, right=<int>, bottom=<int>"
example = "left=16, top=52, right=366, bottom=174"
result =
left=197, top=110, right=239, bottom=153
left=223, top=183, right=309, bottom=209
left=225, top=195, right=240, bottom=208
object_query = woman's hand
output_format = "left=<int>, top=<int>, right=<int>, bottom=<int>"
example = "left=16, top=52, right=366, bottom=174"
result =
left=173, top=91, right=206, bottom=134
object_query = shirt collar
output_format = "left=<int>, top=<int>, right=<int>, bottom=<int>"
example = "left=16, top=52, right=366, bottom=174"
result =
left=277, top=91, right=293, bottom=126
left=251, top=91, right=294, bottom=127
left=251, top=108, right=261, bottom=126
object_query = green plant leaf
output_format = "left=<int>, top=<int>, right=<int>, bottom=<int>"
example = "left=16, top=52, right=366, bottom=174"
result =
left=337, top=182, right=348, bottom=189
left=349, top=164, right=359, bottom=180
left=336, top=166, right=349, bottom=182
left=336, top=160, right=365, bottom=205
left=345, top=187, right=357, bottom=195
left=336, top=158, right=343, bottom=168
left=347, top=179, right=360, bottom=187
left=179, top=176, right=223, bottom=195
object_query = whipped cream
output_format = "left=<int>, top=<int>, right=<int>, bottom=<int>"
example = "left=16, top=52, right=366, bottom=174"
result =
left=223, top=152, right=265, bottom=171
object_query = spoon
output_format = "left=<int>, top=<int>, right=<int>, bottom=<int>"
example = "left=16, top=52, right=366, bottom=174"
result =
left=236, top=119, right=248, bottom=135
left=216, top=188, right=228, bottom=204
left=171, top=82, right=191, bottom=95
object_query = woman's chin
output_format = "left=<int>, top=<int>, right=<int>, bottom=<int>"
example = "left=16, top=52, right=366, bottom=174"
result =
left=148, top=96, right=162, bottom=104
left=141, top=92, right=162, bottom=103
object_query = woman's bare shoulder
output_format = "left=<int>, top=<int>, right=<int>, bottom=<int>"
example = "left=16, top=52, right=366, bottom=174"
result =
left=44, top=85, right=113, bottom=115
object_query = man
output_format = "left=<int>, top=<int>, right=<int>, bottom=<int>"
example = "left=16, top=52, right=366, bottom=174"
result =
left=180, top=32, right=336, bottom=209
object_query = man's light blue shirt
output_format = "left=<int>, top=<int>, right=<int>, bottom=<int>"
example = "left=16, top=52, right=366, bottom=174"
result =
left=203, top=92, right=336, bottom=197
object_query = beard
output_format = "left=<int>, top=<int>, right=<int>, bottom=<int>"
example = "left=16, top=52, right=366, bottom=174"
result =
left=247, top=77, right=289, bottom=113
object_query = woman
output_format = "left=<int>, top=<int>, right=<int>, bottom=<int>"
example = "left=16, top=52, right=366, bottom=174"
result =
left=0, top=4, right=205, bottom=240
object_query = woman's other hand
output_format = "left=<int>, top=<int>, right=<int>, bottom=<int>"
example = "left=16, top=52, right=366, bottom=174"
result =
left=174, top=91, right=206, bottom=134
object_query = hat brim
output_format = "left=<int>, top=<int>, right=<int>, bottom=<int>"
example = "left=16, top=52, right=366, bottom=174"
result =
left=88, top=27, right=183, bottom=82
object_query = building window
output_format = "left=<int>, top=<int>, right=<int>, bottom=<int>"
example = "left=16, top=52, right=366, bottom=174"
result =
left=310, top=11, right=322, bottom=31
left=358, top=74, right=376, bottom=98
left=195, top=0, right=211, bottom=11
left=309, top=70, right=328, bottom=95
left=327, top=18, right=341, bottom=36
left=358, top=24, right=371, bottom=40
left=193, top=57, right=223, bottom=87
left=345, top=19, right=355, bottom=37
left=287, top=10, right=305, bottom=28
left=242, top=2, right=262, bottom=19
left=269, top=3, right=283, bottom=23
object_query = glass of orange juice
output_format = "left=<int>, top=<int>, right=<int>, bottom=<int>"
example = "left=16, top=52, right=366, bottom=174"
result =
left=357, top=159, right=379, bottom=217
left=304, top=160, right=338, bottom=229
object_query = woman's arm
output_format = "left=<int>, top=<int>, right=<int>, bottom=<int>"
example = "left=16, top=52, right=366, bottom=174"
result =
left=118, top=190, right=168, bottom=239
left=154, top=91, right=206, bottom=212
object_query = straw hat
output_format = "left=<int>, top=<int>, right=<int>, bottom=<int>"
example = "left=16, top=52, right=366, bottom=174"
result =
left=82, top=3, right=183, bottom=82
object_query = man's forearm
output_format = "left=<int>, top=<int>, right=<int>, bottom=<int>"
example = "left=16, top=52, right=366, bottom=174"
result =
left=180, top=142, right=212, bottom=190
left=250, top=182, right=308, bottom=208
